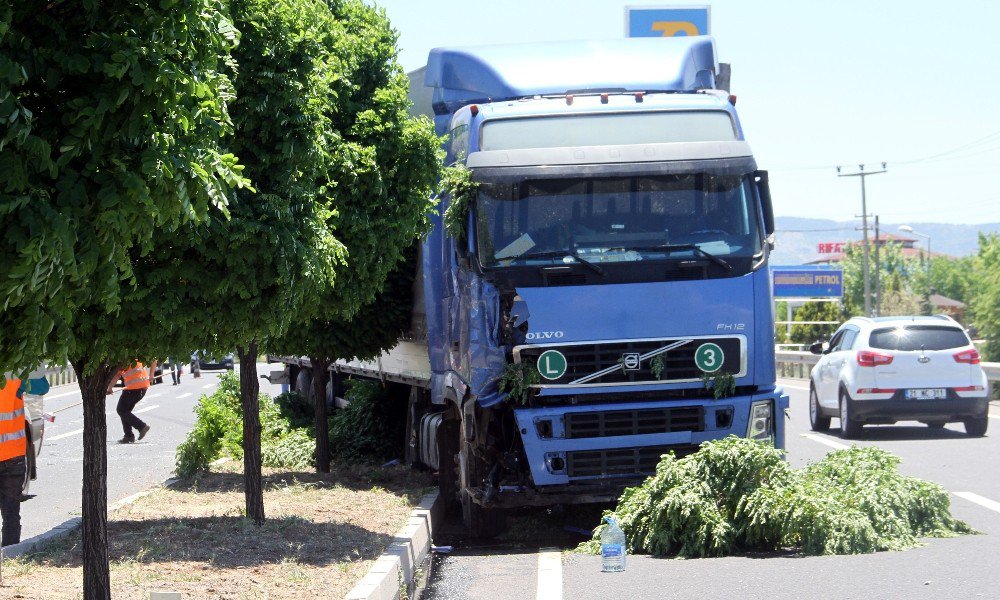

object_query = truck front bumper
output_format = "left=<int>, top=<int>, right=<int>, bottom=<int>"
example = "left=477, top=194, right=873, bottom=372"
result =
left=512, top=388, right=788, bottom=489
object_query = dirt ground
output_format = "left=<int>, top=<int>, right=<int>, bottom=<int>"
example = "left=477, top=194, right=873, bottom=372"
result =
left=0, top=462, right=433, bottom=599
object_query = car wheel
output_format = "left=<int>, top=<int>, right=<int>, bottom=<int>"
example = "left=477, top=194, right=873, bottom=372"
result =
left=964, top=415, right=988, bottom=437
left=22, top=440, right=35, bottom=496
left=809, top=386, right=831, bottom=432
left=839, top=389, right=863, bottom=439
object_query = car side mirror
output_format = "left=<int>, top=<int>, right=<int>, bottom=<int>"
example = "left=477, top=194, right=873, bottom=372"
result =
left=809, top=341, right=828, bottom=355
left=754, top=170, right=775, bottom=247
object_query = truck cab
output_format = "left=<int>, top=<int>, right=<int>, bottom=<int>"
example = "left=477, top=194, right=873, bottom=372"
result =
left=417, top=37, right=788, bottom=534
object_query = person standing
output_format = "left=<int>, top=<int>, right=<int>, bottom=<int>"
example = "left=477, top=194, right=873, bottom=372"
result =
left=169, top=356, right=181, bottom=385
left=112, top=361, right=155, bottom=443
left=0, top=377, right=28, bottom=546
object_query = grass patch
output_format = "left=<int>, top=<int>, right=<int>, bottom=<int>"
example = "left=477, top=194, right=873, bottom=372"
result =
left=577, top=436, right=974, bottom=558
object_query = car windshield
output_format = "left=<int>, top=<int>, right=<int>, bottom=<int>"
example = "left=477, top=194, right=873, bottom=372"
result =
left=868, top=325, right=970, bottom=351
left=475, top=173, right=761, bottom=268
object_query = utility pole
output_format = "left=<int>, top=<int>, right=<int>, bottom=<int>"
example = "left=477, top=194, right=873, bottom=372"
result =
left=837, top=163, right=887, bottom=316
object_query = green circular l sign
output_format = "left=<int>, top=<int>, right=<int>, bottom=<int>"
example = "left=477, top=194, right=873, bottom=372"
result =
left=695, top=343, right=724, bottom=373
left=537, top=349, right=568, bottom=380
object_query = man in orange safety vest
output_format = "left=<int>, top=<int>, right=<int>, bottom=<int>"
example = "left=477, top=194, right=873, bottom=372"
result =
left=111, top=361, right=156, bottom=444
left=0, top=377, right=30, bottom=546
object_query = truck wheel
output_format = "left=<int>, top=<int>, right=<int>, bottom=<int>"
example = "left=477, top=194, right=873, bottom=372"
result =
left=839, top=390, right=863, bottom=439
left=809, top=386, right=830, bottom=432
left=458, top=416, right=506, bottom=538
left=436, top=419, right=461, bottom=516
left=964, top=415, right=988, bottom=437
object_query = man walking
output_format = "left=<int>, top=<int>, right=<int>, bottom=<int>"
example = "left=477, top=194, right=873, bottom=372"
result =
left=0, top=376, right=30, bottom=546
left=169, top=356, right=181, bottom=385
left=112, top=361, right=155, bottom=444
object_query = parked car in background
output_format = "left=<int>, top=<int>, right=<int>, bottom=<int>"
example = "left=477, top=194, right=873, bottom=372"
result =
left=193, top=351, right=235, bottom=371
left=808, top=315, right=989, bottom=438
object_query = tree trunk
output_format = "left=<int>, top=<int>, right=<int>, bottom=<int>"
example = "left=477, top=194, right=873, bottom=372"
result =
left=310, top=356, right=331, bottom=473
left=72, top=359, right=118, bottom=600
left=236, top=342, right=265, bottom=525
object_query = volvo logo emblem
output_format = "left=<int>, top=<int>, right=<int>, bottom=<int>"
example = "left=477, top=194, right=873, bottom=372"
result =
left=622, top=353, right=641, bottom=371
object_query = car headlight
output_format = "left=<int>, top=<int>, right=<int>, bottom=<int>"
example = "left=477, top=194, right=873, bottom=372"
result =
left=747, top=400, right=774, bottom=442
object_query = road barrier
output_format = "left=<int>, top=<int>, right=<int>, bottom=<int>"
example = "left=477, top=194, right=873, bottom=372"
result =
left=776, top=351, right=1000, bottom=398
left=37, top=364, right=77, bottom=388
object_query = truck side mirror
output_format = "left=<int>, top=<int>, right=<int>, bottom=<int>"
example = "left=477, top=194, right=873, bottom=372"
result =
left=755, top=170, right=775, bottom=246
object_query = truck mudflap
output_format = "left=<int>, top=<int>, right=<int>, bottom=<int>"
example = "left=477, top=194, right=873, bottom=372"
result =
left=512, top=390, right=788, bottom=489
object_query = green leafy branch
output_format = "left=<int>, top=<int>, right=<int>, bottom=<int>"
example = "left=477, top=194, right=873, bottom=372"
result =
left=498, top=360, right=540, bottom=406
left=441, top=163, right=478, bottom=243
left=701, top=371, right=736, bottom=399
left=650, top=355, right=665, bottom=380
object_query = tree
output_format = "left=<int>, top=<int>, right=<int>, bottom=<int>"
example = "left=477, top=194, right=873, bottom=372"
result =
left=272, top=0, right=441, bottom=473
left=971, top=234, right=1000, bottom=361
left=841, top=241, right=920, bottom=317
left=1, top=3, right=244, bottom=597
left=789, top=301, right=843, bottom=345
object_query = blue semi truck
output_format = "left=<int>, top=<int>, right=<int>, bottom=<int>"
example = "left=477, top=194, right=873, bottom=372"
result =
left=277, top=36, right=788, bottom=536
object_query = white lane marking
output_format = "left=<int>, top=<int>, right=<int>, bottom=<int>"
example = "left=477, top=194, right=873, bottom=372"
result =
left=202, top=383, right=217, bottom=389
left=48, top=428, right=84, bottom=442
left=953, top=492, right=1000, bottom=514
left=177, top=393, right=192, bottom=399
left=800, top=433, right=851, bottom=451
left=146, top=393, right=162, bottom=399
left=134, top=404, right=160, bottom=415
left=45, top=389, right=82, bottom=400
left=777, top=380, right=810, bottom=391
left=536, top=548, right=563, bottom=600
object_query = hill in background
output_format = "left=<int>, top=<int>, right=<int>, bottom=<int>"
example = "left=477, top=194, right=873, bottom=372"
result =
left=770, top=217, right=1000, bottom=266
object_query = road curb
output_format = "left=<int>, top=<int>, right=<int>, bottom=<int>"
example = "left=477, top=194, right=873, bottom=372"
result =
left=2, top=477, right=181, bottom=560
left=345, top=490, right=443, bottom=600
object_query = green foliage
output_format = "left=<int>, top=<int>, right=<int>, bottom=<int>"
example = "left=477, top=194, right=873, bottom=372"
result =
left=175, top=373, right=243, bottom=478
left=650, top=355, right=665, bottom=380
left=329, top=380, right=406, bottom=461
left=498, top=360, right=540, bottom=406
left=971, top=233, right=1000, bottom=360
left=274, top=391, right=313, bottom=429
left=701, top=371, right=736, bottom=399
left=441, top=163, right=478, bottom=243
left=176, top=372, right=321, bottom=474
left=789, top=301, right=843, bottom=345
left=578, top=438, right=972, bottom=558
left=0, top=1, right=248, bottom=375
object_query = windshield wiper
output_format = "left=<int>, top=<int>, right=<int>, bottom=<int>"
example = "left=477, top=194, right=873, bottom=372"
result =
left=618, top=243, right=733, bottom=271
left=507, top=249, right=606, bottom=276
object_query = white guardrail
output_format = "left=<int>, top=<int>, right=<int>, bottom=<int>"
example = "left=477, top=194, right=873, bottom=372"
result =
left=775, top=351, right=1000, bottom=395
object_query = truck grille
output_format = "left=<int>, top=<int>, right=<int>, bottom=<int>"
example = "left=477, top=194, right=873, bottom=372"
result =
left=566, top=445, right=699, bottom=478
left=516, top=337, right=742, bottom=386
left=564, top=407, right=704, bottom=438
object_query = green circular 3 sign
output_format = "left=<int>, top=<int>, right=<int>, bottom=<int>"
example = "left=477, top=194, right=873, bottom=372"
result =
left=695, top=343, right=724, bottom=373
left=537, top=349, right=568, bottom=380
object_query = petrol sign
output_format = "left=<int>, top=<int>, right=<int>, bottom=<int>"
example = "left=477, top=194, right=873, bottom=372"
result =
left=625, top=6, right=711, bottom=38
left=771, top=266, right=844, bottom=299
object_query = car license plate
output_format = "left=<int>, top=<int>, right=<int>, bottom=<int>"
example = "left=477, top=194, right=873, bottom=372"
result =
left=905, top=388, right=946, bottom=400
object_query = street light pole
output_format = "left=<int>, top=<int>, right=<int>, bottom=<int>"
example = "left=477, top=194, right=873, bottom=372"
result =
left=838, top=163, right=887, bottom=316
left=899, top=225, right=931, bottom=315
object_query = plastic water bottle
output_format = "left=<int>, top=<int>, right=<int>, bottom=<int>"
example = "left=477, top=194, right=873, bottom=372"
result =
left=600, top=516, right=626, bottom=572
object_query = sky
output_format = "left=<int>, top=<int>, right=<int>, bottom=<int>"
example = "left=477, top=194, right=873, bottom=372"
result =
left=369, top=0, right=1000, bottom=226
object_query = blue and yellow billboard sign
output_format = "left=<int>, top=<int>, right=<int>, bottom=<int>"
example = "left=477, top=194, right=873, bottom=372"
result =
left=626, top=6, right=711, bottom=38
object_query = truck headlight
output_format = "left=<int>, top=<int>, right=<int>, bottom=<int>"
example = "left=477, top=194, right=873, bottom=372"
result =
left=746, top=400, right=773, bottom=441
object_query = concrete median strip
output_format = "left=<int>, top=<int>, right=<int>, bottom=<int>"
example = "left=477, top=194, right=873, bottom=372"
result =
left=345, top=490, right=442, bottom=600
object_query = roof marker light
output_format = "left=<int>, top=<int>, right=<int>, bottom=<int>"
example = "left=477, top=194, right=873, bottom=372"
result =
left=728, top=95, right=737, bottom=106
left=634, top=92, right=644, bottom=103
left=565, top=94, right=573, bottom=106
left=469, top=104, right=479, bottom=117
left=600, top=93, right=609, bottom=104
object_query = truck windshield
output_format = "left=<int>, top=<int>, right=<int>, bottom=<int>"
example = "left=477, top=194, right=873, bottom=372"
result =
left=476, top=174, right=762, bottom=268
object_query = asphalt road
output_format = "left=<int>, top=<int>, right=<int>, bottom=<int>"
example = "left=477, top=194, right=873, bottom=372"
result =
left=20, top=363, right=284, bottom=543
left=424, top=379, right=1000, bottom=600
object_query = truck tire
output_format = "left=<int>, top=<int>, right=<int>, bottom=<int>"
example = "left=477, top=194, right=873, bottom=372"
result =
left=458, top=416, right=506, bottom=538
left=294, top=369, right=312, bottom=399
left=437, top=419, right=461, bottom=516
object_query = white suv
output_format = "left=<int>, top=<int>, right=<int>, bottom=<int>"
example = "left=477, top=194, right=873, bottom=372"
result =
left=808, top=315, right=989, bottom=438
